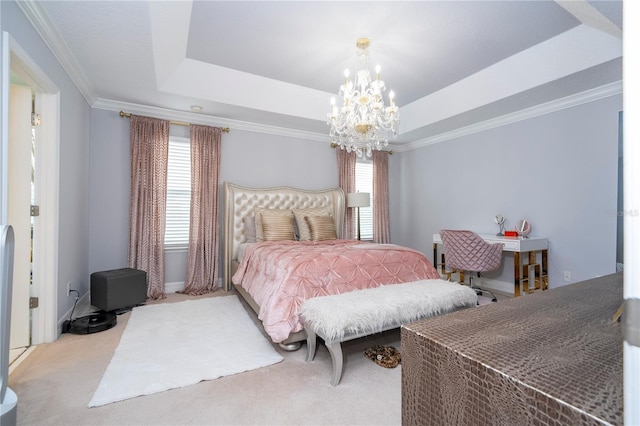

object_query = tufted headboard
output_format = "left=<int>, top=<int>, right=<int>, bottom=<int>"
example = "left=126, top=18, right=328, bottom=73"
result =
left=222, top=182, right=345, bottom=291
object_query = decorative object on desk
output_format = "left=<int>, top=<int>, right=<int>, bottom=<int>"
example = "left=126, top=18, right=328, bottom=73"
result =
left=494, top=214, right=505, bottom=236
left=327, top=38, right=399, bottom=158
left=347, top=192, right=370, bottom=240
left=504, top=230, right=519, bottom=237
left=516, top=219, right=531, bottom=238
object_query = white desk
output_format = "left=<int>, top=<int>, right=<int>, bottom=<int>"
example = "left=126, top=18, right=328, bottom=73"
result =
left=432, top=233, right=549, bottom=297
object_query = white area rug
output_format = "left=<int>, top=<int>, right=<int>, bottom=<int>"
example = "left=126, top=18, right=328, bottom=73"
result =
left=88, top=296, right=283, bottom=407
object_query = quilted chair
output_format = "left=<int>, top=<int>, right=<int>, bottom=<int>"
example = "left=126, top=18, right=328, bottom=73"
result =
left=440, top=229, right=503, bottom=302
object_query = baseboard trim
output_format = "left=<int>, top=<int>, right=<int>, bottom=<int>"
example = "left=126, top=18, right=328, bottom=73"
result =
left=474, top=278, right=514, bottom=297
left=165, top=281, right=185, bottom=294
left=440, top=272, right=514, bottom=297
left=166, top=278, right=222, bottom=294
left=57, top=292, right=94, bottom=336
left=9, top=346, right=37, bottom=375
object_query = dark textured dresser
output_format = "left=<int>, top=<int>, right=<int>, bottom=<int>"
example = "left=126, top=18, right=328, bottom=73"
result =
left=401, top=273, right=623, bottom=426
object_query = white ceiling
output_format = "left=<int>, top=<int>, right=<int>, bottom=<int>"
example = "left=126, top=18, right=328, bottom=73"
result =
left=19, top=1, right=622, bottom=150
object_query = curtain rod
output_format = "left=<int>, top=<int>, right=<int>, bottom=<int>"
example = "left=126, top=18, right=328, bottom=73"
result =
left=330, top=142, right=393, bottom=155
left=119, top=111, right=230, bottom=133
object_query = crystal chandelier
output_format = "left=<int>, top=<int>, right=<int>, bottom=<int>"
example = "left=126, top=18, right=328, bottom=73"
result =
left=327, top=38, right=400, bottom=158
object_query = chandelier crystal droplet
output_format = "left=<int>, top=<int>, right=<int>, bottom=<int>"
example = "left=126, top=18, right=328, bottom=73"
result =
left=327, top=38, right=399, bottom=158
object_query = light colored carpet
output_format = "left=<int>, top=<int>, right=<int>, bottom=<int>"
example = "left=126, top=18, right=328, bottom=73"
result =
left=9, top=290, right=502, bottom=425
left=89, top=295, right=283, bottom=407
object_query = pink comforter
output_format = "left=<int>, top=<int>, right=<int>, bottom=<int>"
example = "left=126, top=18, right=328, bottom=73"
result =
left=232, top=240, right=440, bottom=343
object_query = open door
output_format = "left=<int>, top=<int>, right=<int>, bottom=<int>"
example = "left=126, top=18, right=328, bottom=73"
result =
left=7, top=84, right=31, bottom=350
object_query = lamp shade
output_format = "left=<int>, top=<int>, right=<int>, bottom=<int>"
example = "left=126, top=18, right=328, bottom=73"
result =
left=347, top=192, right=370, bottom=208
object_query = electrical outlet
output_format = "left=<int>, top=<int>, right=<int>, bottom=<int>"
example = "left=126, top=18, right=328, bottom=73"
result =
left=67, top=281, right=72, bottom=296
left=563, top=271, right=571, bottom=282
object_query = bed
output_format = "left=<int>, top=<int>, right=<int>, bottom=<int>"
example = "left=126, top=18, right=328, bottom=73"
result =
left=222, top=182, right=440, bottom=348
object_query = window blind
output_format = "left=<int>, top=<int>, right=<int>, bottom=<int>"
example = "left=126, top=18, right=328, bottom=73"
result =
left=355, top=161, right=373, bottom=240
left=165, top=136, right=191, bottom=247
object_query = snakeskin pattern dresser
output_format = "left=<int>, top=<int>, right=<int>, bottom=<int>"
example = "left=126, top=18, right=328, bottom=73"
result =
left=401, top=273, right=623, bottom=425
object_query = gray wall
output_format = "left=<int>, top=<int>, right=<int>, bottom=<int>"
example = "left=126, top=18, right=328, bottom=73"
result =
left=1, top=1, right=91, bottom=321
left=90, top=94, right=621, bottom=295
left=390, top=94, right=622, bottom=289
left=88, top=108, right=339, bottom=288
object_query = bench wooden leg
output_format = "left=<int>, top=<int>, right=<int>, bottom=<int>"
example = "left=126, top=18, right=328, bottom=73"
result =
left=326, top=340, right=344, bottom=386
left=305, top=327, right=317, bottom=363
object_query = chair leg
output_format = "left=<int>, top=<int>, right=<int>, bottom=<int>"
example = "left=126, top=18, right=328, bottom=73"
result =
left=475, top=288, right=498, bottom=302
left=468, top=274, right=481, bottom=294
left=471, top=273, right=498, bottom=302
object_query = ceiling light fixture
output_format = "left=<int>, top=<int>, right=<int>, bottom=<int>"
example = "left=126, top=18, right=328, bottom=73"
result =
left=327, top=38, right=400, bottom=158
left=191, top=105, right=202, bottom=113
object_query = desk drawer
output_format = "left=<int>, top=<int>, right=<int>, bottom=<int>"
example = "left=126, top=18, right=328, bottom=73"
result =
left=501, top=240, right=520, bottom=250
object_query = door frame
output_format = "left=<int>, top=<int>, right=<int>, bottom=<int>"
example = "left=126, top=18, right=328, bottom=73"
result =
left=2, top=32, right=59, bottom=344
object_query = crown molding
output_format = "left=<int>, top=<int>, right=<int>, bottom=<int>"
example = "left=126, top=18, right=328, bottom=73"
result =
left=92, top=98, right=331, bottom=143
left=16, top=0, right=96, bottom=105
left=96, top=79, right=621, bottom=154
left=393, top=80, right=623, bottom=153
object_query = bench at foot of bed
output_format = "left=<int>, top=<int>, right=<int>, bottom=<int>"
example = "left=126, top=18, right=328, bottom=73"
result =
left=301, top=279, right=477, bottom=386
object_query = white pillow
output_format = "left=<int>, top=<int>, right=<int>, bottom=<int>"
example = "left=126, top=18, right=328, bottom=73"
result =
left=243, top=216, right=256, bottom=243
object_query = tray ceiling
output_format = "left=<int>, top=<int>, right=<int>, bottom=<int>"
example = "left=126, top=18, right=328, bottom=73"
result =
left=20, top=1, right=622, bottom=149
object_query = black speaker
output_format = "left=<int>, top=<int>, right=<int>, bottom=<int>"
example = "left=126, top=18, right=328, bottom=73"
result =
left=90, top=268, right=147, bottom=312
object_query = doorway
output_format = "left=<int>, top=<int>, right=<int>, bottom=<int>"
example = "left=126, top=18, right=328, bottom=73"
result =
left=2, top=32, right=59, bottom=352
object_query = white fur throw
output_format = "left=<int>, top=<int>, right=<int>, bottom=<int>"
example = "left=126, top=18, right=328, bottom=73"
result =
left=301, top=279, right=477, bottom=342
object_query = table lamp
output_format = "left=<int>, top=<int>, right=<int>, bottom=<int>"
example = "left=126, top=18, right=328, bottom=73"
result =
left=347, top=192, right=370, bottom=241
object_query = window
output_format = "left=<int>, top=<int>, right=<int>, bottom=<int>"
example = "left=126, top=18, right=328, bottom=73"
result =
left=355, top=160, right=373, bottom=240
left=165, top=136, right=191, bottom=247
